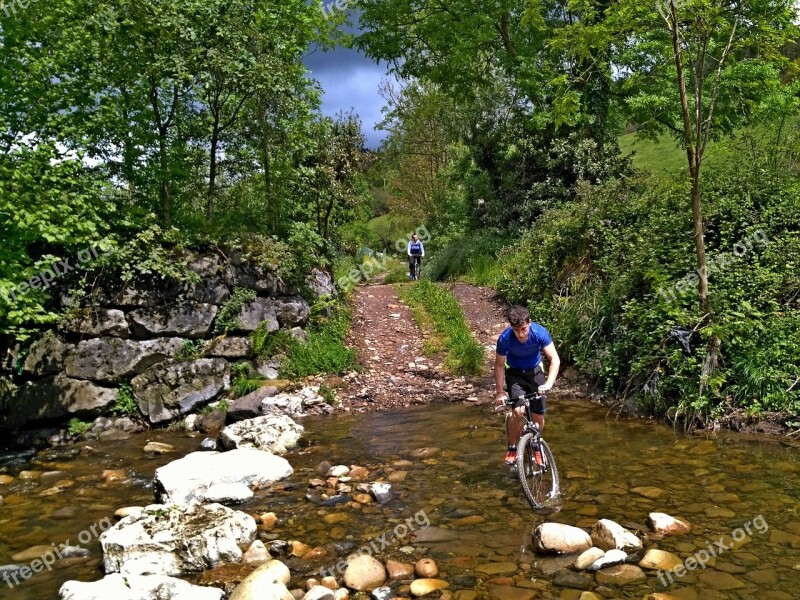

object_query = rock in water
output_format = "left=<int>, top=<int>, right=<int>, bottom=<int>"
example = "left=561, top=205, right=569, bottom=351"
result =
left=59, top=573, right=223, bottom=600
left=532, top=523, right=593, bottom=554
left=590, top=519, right=642, bottom=552
left=219, top=415, right=304, bottom=454
left=647, top=512, right=692, bottom=536
left=343, top=555, right=386, bottom=592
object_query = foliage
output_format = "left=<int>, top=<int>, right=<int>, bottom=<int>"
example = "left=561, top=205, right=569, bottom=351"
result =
left=176, top=340, right=205, bottom=361
left=250, top=324, right=293, bottom=359
left=422, top=228, right=508, bottom=286
left=67, top=418, right=93, bottom=437
left=110, top=384, right=139, bottom=417
left=318, top=384, right=337, bottom=406
left=496, top=126, right=800, bottom=419
left=280, top=304, right=358, bottom=378
left=214, top=288, right=257, bottom=335
left=230, top=362, right=265, bottom=398
left=399, top=280, right=484, bottom=375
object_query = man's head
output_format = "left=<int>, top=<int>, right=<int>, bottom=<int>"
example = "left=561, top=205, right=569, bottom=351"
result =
left=506, top=306, right=531, bottom=342
left=412, top=234, right=419, bottom=241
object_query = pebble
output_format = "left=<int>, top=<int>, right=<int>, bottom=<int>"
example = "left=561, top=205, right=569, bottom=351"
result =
left=143, top=442, right=174, bottom=454
left=101, top=469, right=127, bottom=483
left=0, top=475, right=14, bottom=485
left=415, top=558, right=438, bottom=578
left=385, top=559, right=415, bottom=579
left=409, top=578, right=449, bottom=597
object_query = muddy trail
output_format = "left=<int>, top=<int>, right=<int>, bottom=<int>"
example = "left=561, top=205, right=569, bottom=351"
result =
left=331, top=282, right=513, bottom=412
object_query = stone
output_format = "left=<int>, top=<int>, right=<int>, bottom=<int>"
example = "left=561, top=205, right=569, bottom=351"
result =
left=10, top=375, right=117, bottom=428
left=631, top=486, right=665, bottom=499
left=201, top=482, right=254, bottom=504
left=320, top=577, right=338, bottom=590
left=308, top=268, right=336, bottom=298
left=348, top=466, right=369, bottom=479
left=590, top=519, right=642, bottom=552
left=101, top=502, right=256, bottom=575
left=343, top=555, right=387, bottom=592
left=532, top=523, right=593, bottom=554
left=369, top=482, right=394, bottom=505
left=639, top=549, right=684, bottom=571
left=272, top=296, right=311, bottom=327
left=59, top=573, right=223, bottom=600
left=237, top=298, right=280, bottom=333
left=102, top=469, right=127, bottom=483
left=115, top=507, right=143, bottom=520
left=552, top=569, right=592, bottom=589
left=127, top=303, right=218, bottom=339
left=412, top=527, right=459, bottom=543
left=219, top=415, right=304, bottom=454
left=206, top=336, right=252, bottom=358
left=696, top=571, right=746, bottom=590
left=475, top=562, right=517, bottom=576
left=415, top=558, right=438, bottom=578
left=574, top=548, right=605, bottom=571
left=304, top=587, right=335, bottom=600
left=327, top=465, right=350, bottom=477
left=197, top=408, right=227, bottom=433
left=227, top=385, right=278, bottom=423
left=154, top=448, right=293, bottom=504
left=385, top=559, right=414, bottom=579
left=260, top=512, right=278, bottom=528
left=244, top=541, right=270, bottom=565
left=588, top=549, right=627, bottom=571
left=647, top=513, right=692, bottom=536
left=133, top=358, right=230, bottom=424
left=65, top=337, right=183, bottom=383
left=12, top=545, right=54, bottom=562
left=593, top=564, right=646, bottom=586
left=200, top=438, right=218, bottom=451
left=189, top=278, right=230, bottom=305
left=409, top=579, right=449, bottom=597
left=63, top=308, right=131, bottom=338
left=229, top=560, right=294, bottom=600
left=22, top=333, right=73, bottom=375
left=144, top=442, right=174, bottom=454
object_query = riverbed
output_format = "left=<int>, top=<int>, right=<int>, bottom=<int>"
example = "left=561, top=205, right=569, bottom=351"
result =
left=1, top=399, right=799, bottom=599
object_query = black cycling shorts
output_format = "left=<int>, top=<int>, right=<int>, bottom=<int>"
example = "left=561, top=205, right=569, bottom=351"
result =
left=506, top=365, right=546, bottom=414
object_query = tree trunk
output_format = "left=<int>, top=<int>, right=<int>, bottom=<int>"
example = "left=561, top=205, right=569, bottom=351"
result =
left=207, top=118, right=220, bottom=219
left=690, top=162, right=709, bottom=312
left=158, top=132, right=171, bottom=225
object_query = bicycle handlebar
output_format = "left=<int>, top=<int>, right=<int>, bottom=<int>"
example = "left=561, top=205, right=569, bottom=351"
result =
left=494, top=391, right=544, bottom=410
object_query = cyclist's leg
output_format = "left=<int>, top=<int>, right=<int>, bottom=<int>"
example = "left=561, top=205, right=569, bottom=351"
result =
left=529, top=367, right=547, bottom=432
left=505, top=370, right=527, bottom=448
left=408, top=256, right=415, bottom=279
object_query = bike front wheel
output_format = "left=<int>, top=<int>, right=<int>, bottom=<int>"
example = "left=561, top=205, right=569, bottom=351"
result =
left=517, top=433, right=560, bottom=509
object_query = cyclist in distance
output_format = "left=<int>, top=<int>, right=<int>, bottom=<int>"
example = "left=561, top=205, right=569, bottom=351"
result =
left=407, top=233, right=425, bottom=280
left=494, top=305, right=561, bottom=465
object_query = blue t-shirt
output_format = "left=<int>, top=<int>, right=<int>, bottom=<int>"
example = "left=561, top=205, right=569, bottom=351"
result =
left=496, top=323, right=553, bottom=370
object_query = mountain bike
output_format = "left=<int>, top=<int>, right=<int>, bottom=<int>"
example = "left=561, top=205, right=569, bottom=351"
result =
left=411, top=255, right=422, bottom=280
left=498, top=392, right=560, bottom=510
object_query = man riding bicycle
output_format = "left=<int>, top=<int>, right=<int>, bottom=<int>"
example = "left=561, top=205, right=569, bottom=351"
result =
left=407, top=233, right=425, bottom=280
left=494, top=305, right=561, bottom=465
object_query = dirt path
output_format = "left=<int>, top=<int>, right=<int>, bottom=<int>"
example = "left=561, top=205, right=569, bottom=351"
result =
left=333, top=282, right=510, bottom=412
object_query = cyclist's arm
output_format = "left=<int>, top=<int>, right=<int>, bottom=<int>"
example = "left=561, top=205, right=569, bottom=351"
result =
left=420, top=242, right=425, bottom=257
left=494, top=352, right=507, bottom=403
left=407, top=241, right=412, bottom=257
left=540, top=343, right=560, bottom=392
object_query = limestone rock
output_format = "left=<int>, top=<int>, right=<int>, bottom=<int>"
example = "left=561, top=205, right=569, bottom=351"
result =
left=415, top=558, right=438, bottom=578
left=272, top=296, right=310, bottom=327
left=219, top=415, right=304, bottom=454
left=409, top=579, right=449, bottom=597
left=343, top=555, right=386, bottom=592
left=206, top=336, right=252, bottom=358
left=65, top=337, right=183, bottom=383
left=22, top=333, right=73, bottom=375
left=369, top=483, right=394, bottom=505
left=593, top=564, right=647, bottom=586
left=532, top=523, right=593, bottom=554
left=62, top=308, right=130, bottom=338
left=588, top=549, right=627, bottom=571
left=574, top=547, right=605, bottom=571
left=638, top=549, right=683, bottom=571
left=590, top=519, right=642, bottom=552
left=10, top=375, right=117, bottom=428
left=154, top=448, right=293, bottom=505
left=133, top=358, right=230, bottom=424
left=308, top=268, right=336, bottom=299
left=237, top=298, right=280, bottom=333
left=59, top=573, right=223, bottom=600
left=101, top=502, right=256, bottom=575
left=127, top=304, right=218, bottom=339
left=647, top=513, right=692, bottom=536
left=227, top=387, right=280, bottom=421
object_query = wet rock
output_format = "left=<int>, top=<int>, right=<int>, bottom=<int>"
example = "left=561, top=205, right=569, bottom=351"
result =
left=411, top=527, right=458, bottom=543
left=200, top=438, right=218, bottom=451
left=144, top=442, right=174, bottom=454
left=552, top=569, right=592, bottom=589
left=102, top=469, right=127, bottom=483
left=11, top=376, right=117, bottom=428
left=369, top=482, right=394, bottom=505
left=227, top=387, right=280, bottom=421
left=348, top=466, right=369, bottom=479
left=588, top=549, right=627, bottom=571
left=593, top=564, right=646, bottom=586
left=532, top=523, right=592, bottom=554
left=769, top=529, right=800, bottom=548
left=305, top=586, right=335, bottom=600
left=574, top=548, right=605, bottom=570
left=630, top=486, right=665, bottom=499
left=697, top=571, right=746, bottom=590
left=59, top=573, right=223, bottom=600
left=320, top=577, right=338, bottom=590
left=65, top=337, right=183, bottom=383
left=133, top=358, right=230, bottom=424
left=219, top=415, right=304, bottom=454
left=647, top=513, right=692, bottom=536
left=230, top=573, right=294, bottom=600
left=590, top=519, right=642, bottom=552
left=260, top=513, right=278, bottom=528
left=154, top=448, right=292, bottom=504
left=115, top=507, right=143, bottom=520
left=101, top=502, right=256, bottom=575
left=409, top=448, right=439, bottom=459
left=12, top=545, right=54, bottom=562
left=353, top=493, right=373, bottom=504
left=327, top=465, right=350, bottom=477
left=385, top=559, right=414, bottom=580
left=639, top=549, right=683, bottom=571
left=415, top=558, right=438, bottom=578
left=0, top=475, right=13, bottom=485
left=409, top=579, right=449, bottom=597
left=244, top=541, right=270, bottom=565
left=343, top=555, right=386, bottom=592
left=127, top=303, right=218, bottom=339
left=63, top=308, right=131, bottom=338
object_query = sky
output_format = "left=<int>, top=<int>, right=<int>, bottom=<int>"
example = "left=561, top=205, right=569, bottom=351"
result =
left=303, top=10, right=393, bottom=149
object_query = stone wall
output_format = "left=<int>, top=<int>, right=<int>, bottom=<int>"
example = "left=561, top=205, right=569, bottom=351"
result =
left=0, top=250, right=335, bottom=439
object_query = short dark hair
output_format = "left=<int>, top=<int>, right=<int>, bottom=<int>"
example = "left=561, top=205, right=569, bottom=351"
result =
left=506, top=305, right=530, bottom=327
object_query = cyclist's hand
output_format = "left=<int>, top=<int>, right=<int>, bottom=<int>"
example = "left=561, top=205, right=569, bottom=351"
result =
left=538, top=383, right=552, bottom=393
left=494, top=393, right=509, bottom=406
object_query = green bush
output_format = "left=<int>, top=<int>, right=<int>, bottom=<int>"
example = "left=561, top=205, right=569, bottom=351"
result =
left=250, top=323, right=293, bottom=358
left=280, top=304, right=358, bottom=378
left=111, top=384, right=139, bottom=417
left=67, top=418, right=93, bottom=437
left=214, top=288, right=257, bottom=335
left=399, top=280, right=484, bottom=375
left=230, top=362, right=266, bottom=398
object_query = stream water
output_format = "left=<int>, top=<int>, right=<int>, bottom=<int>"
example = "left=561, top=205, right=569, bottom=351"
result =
left=1, top=399, right=799, bottom=599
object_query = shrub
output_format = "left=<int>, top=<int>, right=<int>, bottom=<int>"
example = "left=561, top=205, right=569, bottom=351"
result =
left=280, top=304, right=358, bottom=378
left=67, top=418, right=92, bottom=437
left=214, top=288, right=257, bottom=335
left=110, top=384, right=139, bottom=417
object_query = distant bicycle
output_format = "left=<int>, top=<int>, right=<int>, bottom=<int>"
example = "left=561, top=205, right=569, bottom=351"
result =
left=497, top=392, right=560, bottom=509
left=411, top=255, right=422, bottom=280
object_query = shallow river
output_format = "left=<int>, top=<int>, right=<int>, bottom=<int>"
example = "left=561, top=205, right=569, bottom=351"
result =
left=1, top=399, right=799, bottom=599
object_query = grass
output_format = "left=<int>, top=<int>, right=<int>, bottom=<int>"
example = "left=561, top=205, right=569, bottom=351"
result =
left=366, top=213, right=417, bottom=249
left=280, top=304, right=358, bottom=378
left=398, top=280, right=485, bottom=376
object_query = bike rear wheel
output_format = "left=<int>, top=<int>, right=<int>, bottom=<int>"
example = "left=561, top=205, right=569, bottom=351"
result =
left=517, top=433, right=560, bottom=509
left=414, top=258, right=421, bottom=280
